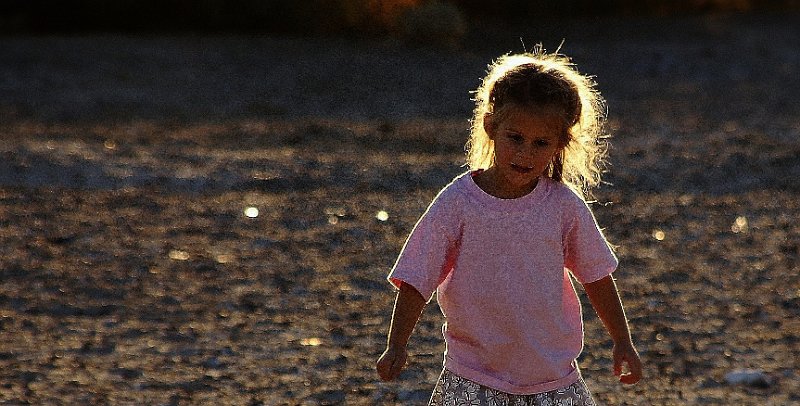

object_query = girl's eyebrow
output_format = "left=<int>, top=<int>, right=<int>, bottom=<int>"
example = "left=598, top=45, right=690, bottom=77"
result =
left=505, top=127, right=558, bottom=140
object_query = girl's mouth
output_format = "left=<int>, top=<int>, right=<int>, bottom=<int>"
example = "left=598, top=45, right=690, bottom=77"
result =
left=511, top=164, right=534, bottom=174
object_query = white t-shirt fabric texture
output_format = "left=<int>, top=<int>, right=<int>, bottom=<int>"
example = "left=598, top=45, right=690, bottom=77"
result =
left=388, top=171, right=618, bottom=395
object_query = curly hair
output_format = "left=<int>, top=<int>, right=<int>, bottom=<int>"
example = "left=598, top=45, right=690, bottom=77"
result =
left=466, top=46, right=610, bottom=198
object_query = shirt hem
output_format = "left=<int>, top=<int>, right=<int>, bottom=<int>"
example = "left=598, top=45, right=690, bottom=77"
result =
left=387, top=275, right=435, bottom=303
left=443, top=356, right=581, bottom=395
left=577, top=263, right=617, bottom=285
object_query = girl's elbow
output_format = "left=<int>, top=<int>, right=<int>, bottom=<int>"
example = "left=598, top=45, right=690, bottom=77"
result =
left=583, top=274, right=614, bottom=289
left=399, top=281, right=426, bottom=302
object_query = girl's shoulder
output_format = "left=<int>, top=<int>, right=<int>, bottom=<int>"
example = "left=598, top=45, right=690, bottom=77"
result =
left=416, top=172, right=472, bottom=236
left=424, top=171, right=482, bottom=220
left=542, top=177, right=585, bottom=204
left=432, top=171, right=473, bottom=203
left=541, top=178, right=593, bottom=219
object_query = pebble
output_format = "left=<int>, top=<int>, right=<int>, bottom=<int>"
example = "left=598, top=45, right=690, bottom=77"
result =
left=724, top=369, right=772, bottom=388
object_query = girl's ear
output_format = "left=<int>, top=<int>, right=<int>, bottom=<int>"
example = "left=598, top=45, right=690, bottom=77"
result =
left=483, top=113, right=495, bottom=139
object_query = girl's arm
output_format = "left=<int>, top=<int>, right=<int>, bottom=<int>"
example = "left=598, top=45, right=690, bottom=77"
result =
left=376, top=282, right=426, bottom=381
left=583, top=274, right=643, bottom=384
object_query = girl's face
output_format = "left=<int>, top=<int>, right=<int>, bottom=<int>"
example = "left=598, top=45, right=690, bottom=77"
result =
left=481, top=106, right=565, bottom=198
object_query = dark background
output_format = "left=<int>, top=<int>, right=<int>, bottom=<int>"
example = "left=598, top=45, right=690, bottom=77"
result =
left=1, top=1, right=799, bottom=405
left=2, top=0, right=800, bottom=35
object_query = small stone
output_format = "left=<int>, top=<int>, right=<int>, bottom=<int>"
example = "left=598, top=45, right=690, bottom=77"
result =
left=724, top=369, right=772, bottom=388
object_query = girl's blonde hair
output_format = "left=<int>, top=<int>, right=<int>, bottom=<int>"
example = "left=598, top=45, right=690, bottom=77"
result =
left=466, top=46, right=610, bottom=198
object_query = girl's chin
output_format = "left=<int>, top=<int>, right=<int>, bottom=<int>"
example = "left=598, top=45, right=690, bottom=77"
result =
left=506, top=167, right=539, bottom=182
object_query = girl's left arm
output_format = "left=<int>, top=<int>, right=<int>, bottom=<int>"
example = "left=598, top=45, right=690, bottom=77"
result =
left=583, top=275, right=643, bottom=384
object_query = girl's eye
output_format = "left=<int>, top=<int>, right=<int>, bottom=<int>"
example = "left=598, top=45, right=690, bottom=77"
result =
left=508, top=134, right=524, bottom=143
left=535, top=139, right=551, bottom=147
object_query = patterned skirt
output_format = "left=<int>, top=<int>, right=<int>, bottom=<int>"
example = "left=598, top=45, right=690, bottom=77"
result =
left=428, top=369, right=597, bottom=406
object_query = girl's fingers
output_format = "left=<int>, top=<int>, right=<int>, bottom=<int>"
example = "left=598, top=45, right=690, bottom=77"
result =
left=376, top=358, right=389, bottom=381
left=620, top=366, right=641, bottom=384
left=626, top=355, right=643, bottom=384
left=390, top=353, right=407, bottom=380
left=376, top=353, right=395, bottom=381
left=613, top=347, right=626, bottom=377
left=376, top=350, right=407, bottom=381
left=617, top=352, right=642, bottom=384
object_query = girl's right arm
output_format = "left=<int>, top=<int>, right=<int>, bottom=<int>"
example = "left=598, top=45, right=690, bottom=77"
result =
left=376, top=282, right=426, bottom=381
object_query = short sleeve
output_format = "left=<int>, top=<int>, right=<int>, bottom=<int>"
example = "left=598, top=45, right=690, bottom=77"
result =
left=388, top=189, right=461, bottom=303
left=562, top=196, right=618, bottom=284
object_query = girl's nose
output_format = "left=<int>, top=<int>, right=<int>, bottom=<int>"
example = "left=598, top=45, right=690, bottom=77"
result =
left=514, top=151, right=534, bottom=166
left=516, top=147, right=533, bottom=158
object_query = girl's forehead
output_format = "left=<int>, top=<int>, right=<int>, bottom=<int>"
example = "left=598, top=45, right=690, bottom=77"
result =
left=496, top=106, right=566, bottom=133
left=500, top=103, right=564, bottom=118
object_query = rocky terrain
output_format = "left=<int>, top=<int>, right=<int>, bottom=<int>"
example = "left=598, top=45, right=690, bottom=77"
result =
left=0, top=13, right=798, bottom=405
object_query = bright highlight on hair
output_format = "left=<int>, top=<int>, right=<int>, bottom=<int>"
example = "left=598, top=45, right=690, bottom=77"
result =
left=466, top=45, right=610, bottom=197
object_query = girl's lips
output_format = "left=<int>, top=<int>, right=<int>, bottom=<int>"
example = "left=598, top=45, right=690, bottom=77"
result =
left=511, top=164, right=534, bottom=174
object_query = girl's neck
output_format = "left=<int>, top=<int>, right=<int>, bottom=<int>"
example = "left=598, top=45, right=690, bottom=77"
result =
left=472, top=168, right=539, bottom=200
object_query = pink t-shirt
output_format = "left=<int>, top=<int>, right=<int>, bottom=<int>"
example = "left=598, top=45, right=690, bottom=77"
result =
left=388, top=171, right=618, bottom=395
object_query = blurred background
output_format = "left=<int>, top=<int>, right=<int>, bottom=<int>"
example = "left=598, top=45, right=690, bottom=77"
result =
left=1, top=1, right=799, bottom=405
left=2, top=0, right=800, bottom=36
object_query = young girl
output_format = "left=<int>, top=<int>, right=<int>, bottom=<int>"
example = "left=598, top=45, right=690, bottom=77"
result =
left=376, top=48, right=642, bottom=405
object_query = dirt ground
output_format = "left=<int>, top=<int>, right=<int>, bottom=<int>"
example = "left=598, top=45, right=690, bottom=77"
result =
left=0, top=13, right=799, bottom=405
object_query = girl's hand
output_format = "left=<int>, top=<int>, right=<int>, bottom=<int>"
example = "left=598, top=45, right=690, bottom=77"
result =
left=613, top=341, right=642, bottom=384
left=376, top=346, right=408, bottom=381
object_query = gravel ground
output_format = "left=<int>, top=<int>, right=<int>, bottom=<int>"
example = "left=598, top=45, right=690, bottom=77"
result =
left=0, top=13, right=799, bottom=405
